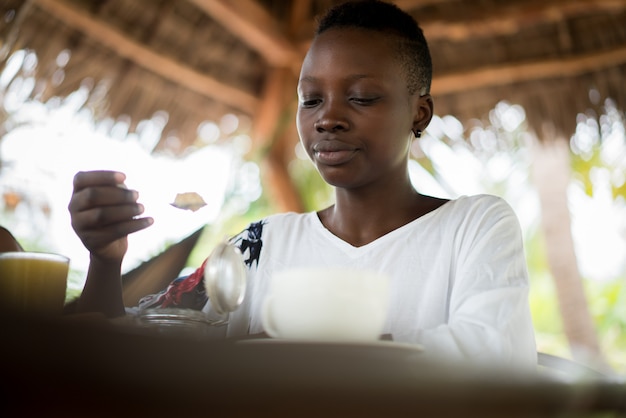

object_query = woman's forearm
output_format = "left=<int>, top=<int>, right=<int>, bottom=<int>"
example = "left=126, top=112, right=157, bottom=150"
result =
left=76, top=255, right=126, bottom=318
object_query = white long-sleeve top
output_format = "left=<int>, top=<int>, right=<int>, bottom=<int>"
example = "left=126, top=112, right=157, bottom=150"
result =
left=221, top=194, right=537, bottom=367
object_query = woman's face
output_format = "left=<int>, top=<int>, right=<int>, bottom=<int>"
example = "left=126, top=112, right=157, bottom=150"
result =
left=296, top=27, right=427, bottom=189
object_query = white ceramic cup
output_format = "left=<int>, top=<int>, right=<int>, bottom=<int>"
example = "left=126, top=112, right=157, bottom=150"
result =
left=261, top=267, right=390, bottom=342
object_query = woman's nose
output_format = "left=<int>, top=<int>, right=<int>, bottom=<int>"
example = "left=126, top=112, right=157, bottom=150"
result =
left=314, top=101, right=349, bottom=133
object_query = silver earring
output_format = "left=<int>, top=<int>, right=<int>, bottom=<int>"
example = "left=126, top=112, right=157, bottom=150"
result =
left=414, top=129, right=422, bottom=138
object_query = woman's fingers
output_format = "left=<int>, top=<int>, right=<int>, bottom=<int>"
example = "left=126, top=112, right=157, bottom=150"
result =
left=70, top=200, right=154, bottom=257
left=78, top=217, right=153, bottom=252
left=69, top=187, right=135, bottom=214
left=69, top=182, right=139, bottom=214
left=68, top=170, right=154, bottom=256
left=69, top=170, right=136, bottom=213
left=72, top=170, right=126, bottom=191
left=71, top=201, right=146, bottom=229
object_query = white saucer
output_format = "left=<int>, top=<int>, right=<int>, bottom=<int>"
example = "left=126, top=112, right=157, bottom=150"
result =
left=237, top=337, right=423, bottom=352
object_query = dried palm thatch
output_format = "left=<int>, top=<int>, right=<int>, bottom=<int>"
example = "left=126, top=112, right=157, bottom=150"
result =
left=425, top=0, right=626, bottom=139
left=1, top=0, right=626, bottom=195
left=1, top=0, right=268, bottom=154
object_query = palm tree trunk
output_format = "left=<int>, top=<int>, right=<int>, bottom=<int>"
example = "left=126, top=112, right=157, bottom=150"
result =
left=529, top=132, right=607, bottom=368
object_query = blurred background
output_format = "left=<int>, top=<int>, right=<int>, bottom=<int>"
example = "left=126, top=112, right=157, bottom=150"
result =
left=1, top=0, right=625, bottom=373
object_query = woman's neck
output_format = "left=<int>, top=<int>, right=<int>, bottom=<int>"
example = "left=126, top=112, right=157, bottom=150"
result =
left=318, top=182, right=444, bottom=247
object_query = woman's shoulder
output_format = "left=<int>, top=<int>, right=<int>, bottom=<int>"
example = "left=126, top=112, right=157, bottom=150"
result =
left=449, top=194, right=513, bottom=213
left=430, top=194, right=518, bottom=230
left=447, top=194, right=521, bottom=237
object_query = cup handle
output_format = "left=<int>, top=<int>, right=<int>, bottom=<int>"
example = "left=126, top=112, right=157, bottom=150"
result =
left=261, top=295, right=279, bottom=338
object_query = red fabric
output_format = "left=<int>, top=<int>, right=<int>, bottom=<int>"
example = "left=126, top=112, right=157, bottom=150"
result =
left=159, top=258, right=208, bottom=308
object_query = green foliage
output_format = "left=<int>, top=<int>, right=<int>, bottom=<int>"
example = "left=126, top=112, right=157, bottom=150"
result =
left=571, top=149, right=603, bottom=197
left=570, top=101, right=626, bottom=200
left=614, top=181, right=626, bottom=201
left=586, top=279, right=626, bottom=372
left=288, top=157, right=334, bottom=212
left=525, top=218, right=572, bottom=358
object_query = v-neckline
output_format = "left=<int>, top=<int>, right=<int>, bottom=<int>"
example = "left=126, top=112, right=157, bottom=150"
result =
left=310, top=198, right=454, bottom=252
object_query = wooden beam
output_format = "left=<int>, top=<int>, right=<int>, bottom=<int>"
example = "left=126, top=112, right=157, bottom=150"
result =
left=251, top=67, right=291, bottom=150
left=32, top=0, right=259, bottom=114
left=419, top=0, right=626, bottom=41
left=393, top=0, right=462, bottom=9
left=288, top=0, right=312, bottom=38
left=188, top=0, right=300, bottom=68
left=432, top=44, right=626, bottom=96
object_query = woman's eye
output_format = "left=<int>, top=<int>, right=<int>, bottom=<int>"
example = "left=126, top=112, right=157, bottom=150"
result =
left=300, top=98, right=321, bottom=108
left=350, top=97, right=378, bottom=105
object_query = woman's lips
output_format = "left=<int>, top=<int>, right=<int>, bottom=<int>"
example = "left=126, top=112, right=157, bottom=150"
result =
left=313, top=142, right=358, bottom=166
left=314, top=149, right=358, bottom=165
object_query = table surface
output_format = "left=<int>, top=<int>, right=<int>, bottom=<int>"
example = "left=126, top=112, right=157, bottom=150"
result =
left=1, top=311, right=625, bottom=418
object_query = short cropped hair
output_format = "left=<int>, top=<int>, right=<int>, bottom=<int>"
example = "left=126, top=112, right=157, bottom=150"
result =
left=315, top=0, right=432, bottom=96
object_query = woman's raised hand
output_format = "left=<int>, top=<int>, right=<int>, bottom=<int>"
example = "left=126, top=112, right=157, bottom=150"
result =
left=68, top=170, right=153, bottom=263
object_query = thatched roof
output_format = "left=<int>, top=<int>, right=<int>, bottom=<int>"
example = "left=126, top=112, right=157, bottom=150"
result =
left=2, top=0, right=626, bottom=208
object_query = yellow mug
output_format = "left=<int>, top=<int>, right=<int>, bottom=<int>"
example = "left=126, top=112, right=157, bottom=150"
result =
left=0, top=251, right=70, bottom=315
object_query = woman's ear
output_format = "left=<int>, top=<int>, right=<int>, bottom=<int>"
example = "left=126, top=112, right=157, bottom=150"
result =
left=412, top=94, right=434, bottom=134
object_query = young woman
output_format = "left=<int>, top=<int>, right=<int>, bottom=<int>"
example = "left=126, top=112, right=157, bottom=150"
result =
left=68, top=0, right=536, bottom=367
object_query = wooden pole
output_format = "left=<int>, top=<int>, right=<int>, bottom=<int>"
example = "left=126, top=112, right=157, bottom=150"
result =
left=251, top=67, right=303, bottom=213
